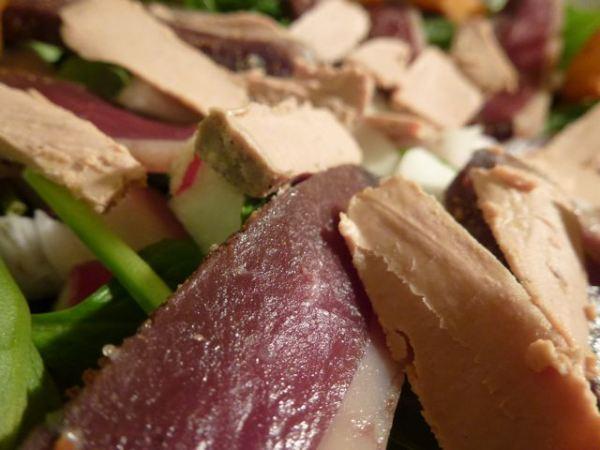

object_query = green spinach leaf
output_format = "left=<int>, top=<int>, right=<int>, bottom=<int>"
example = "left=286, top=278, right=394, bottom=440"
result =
left=0, top=258, right=59, bottom=450
left=58, top=56, right=132, bottom=99
left=561, top=5, right=600, bottom=68
left=31, top=239, right=203, bottom=391
left=424, top=16, right=454, bottom=51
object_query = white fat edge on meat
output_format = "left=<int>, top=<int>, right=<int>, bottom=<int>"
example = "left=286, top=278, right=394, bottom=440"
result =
left=317, top=325, right=403, bottom=450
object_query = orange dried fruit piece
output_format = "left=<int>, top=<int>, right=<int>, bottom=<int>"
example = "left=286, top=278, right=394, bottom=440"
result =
left=409, top=0, right=484, bottom=22
left=562, top=30, right=600, bottom=102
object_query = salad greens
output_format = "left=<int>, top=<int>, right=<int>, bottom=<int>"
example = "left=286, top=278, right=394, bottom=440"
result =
left=0, top=257, right=59, bottom=450
left=58, top=56, right=132, bottom=99
left=241, top=196, right=269, bottom=224
left=22, top=40, right=64, bottom=65
left=22, top=40, right=131, bottom=99
left=545, top=100, right=598, bottom=135
left=561, top=5, right=600, bottom=68
left=423, top=16, right=454, bottom=51
left=32, top=239, right=204, bottom=390
left=23, top=169, right=172, bottom=313
left=146, top=0, right=286, bottom=20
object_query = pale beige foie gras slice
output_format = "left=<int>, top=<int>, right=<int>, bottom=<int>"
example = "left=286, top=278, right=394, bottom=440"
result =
left=197, top=101, right=361, bottom=197
left=289, top=0, right=370, bottom=63
left=346, top=38, right=411, bottom=90
left=471, top=165, right=596, bottom=374
left=451, top=18, right=518, bottom=94
left=391, top=47, right=484, bottom=128
left=526, top=102, right=600, bottom=209
left=0, top=83, right=144, bottom=212
left=339, top=176, right=600, bottom=450
left=244, top=63, right=374, bottom=125
left=60, top=0, right=248, bottom=117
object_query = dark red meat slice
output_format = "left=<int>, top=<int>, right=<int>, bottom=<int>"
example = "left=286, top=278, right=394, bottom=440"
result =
left=476, top=85, right=535, bottom=140
left=26, top=166, right=375, bottom=450
left=170, top=26, right=300, bottom=77
left=0, top=70, right=196, bottom=141
left=367, top=3, right=425, bottom=57
left=2, top=0, right=69, bottom=45
left=495, top=0, right=563, bottom=82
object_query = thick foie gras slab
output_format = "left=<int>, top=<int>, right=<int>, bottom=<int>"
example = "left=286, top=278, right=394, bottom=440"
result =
left=0, top=70, right=196, bottom=172
left=60, top=0, right=248, bottom=117
left=526, top=102, right=600, bottom=209
left=339, top=176, right=600, bottom=450
left=197, top=101, right=362, bottom=197
left=470, top=165, right=596, bottom=374
left=0, top=82, right=144, bottom=212
left=43, top=166, right=387, bottom=450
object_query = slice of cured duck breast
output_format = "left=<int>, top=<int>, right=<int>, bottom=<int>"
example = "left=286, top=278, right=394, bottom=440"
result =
left=339, top=176, right=600, bottom=450
left=22, top=166, right=403, bottom=450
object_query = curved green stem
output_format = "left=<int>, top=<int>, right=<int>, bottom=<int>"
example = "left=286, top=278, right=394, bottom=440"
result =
left=23, top=169, right=171, bottom=313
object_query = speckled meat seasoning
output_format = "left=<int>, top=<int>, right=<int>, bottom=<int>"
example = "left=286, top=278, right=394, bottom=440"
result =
left=36, top=166, right=375, bottom=450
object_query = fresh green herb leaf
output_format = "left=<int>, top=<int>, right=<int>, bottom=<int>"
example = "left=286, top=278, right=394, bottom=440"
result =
left=545, top=100, right=597, bottom=135
left=21, top=40, right=65, bottom=65
left=23, top=169, right=172, bottom=314
left=561, top=5, right=600, bottom=68
left=145, top=0, right=286, bottom=19
left=0, top=257, right=60, bottom=450
left=32, top=239, right=203, bottom=390
left=387, top=382, right=440, bottom=450
left=241, top=196, right=268, bottom=224
left=58, top=56, right=132, bottom=99
left=424, top=16, right=455, bottom=50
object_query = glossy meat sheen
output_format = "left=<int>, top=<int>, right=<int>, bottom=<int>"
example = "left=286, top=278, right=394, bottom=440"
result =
left=44, top=166, right=375, bottom=450
left=0, top=70, right=196, bottom=141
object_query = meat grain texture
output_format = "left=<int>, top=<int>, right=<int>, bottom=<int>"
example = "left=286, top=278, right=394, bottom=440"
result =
left=25, top=166, right=382, bottom=450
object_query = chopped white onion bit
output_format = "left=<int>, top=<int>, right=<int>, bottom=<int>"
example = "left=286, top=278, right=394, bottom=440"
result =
left=354, top=123, right=402, bottom=178
left=395, top=147, right=457, bottom=200
left=0, top=210, right=91, bottom=299
left=431, top=125, right=497, bottom=169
